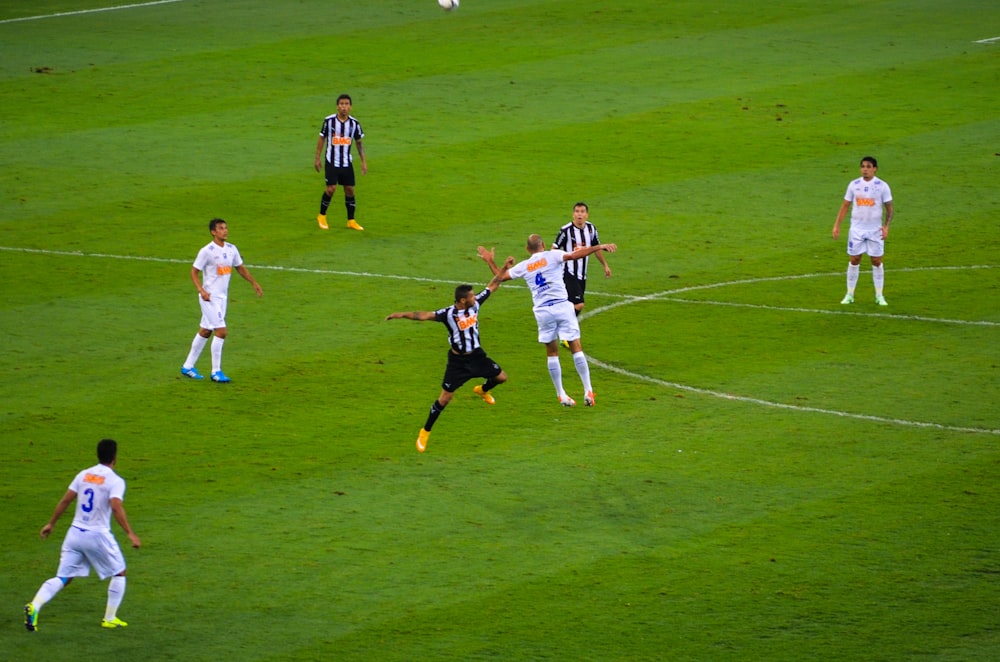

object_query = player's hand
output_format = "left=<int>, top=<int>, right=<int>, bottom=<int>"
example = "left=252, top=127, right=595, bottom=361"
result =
left=477, top=246, right=495, bottom=263
left=881, top=226, right=889, bottom=239
left=602, top=243, right=617, bottom=253
left=129, top=532, right=141, bottom=549
left=40, top=524, right=53, bottom=540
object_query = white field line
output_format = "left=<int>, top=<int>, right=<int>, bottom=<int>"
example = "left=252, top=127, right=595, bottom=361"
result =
left=587, top=355, right=1000, bottom=437
left=0, top=0, right=183, bottom=24
left=3, top=245, right=997, bottom=435
left=974, top=36, right=1000, bottom=43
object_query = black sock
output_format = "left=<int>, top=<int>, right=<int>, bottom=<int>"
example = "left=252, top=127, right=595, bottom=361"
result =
left=320, top=193, right=332, bottom=215
left=482, top=377, right=499, bottom=392
left=423, top=400, right=446, bottom=431
left=345, top=195, right=356, bottom=220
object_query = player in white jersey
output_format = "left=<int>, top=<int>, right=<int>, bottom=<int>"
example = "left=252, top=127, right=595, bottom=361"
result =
left=832, top=156, right=894, bottom=305
left=180, top=218, right=263, bottom=383
left=479, top=234, right=617, bottom=407
left=25, top=438, right=141, bottom=632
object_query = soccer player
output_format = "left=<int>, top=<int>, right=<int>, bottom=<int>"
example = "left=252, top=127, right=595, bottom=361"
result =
left=478, top=235, right=617, bottom=407
left=180, top=218, right=263, bottom=383
left=386, top=255, right=516, bottom=453
left=24, top=438, right=141, bottom=632
left=553, top=201, right=612, bottom=317
left=832, top=156, right=894, bottom=305
left=314, top=93, right=367, bottom=231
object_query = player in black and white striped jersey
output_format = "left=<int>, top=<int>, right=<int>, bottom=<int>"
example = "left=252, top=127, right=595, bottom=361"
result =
left=385, top=255, right=516, bottom=452
left=553, top=202, right=612, bottom=317
left=313, top=94, right=367, bottom=231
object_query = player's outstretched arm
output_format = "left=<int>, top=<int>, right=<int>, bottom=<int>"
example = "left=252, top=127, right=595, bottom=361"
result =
left=566, top=243, right=617, bottom=261
left=386, top=311, right=436, bottom=322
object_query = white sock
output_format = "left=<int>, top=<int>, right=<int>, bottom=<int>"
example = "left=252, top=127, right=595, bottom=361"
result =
left=211, top=336, right=225, bottom=373
left=572, top=351, right=593, bottom=394
left=846, top=263, right=860, bottom=294
left=105, top=576, right=126, bottom=621
left=872, top=264, right=885, bottom=296
left=31, top=577, right=65, bottom=611
left=183, top=333, right=209, bottom=369
left=547, top=355, right=565, bottom=397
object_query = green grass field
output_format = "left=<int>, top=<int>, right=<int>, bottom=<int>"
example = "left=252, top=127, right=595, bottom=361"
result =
left=2, top=0, right=998, bottom=659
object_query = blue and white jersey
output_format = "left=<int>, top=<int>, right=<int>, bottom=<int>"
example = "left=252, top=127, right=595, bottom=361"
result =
left=68, top=463, right=126, bottom=533
left=845, top=176, right=892, bottom=232
left=193, top=241, right=244, bottom=297
left=509, top=249, right=570, bottom=308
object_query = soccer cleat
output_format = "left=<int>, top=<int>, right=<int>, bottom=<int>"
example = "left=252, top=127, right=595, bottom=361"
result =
left=560, top=339, right=570, bottom=349
left=473, top=384, right=495, bottom=405
left=24, top=603, right=38, bottom=632
left=559, top=394, right=576, bottom=407
left=317, top=214, right=329, bottom=230
left=210, top=371, right=231, bottom=383
left=180, top=366, right=204, bottom=380
left=875, top=295, right=888, bottom=306
left=346, top=219, right=364, bottom=231
left=840, top=293, right=854, bottom=305
left=416, top=428, right=430, bottom=453
left=101, top=617, right=128, bottom=629
left=584, top=391, right=596, bottom=407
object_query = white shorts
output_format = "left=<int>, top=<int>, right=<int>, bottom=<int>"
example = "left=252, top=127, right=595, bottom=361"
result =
left=846, top=227, right=885, bottom=258
left=198, top=293, right=228, bottom=330
left=57, top=526, right=126, bottom=580
left=532, top=300, right=580, bottom=344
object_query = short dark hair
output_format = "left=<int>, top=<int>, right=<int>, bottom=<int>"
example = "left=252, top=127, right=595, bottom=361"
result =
left=454, top=284, right=474, bottom=302
left=97, top=438, right=118, bottom=465
left=209, top=217, right=227, bottom=232
left=573, top=201, right=589, bottom=211
left=860, top=156, right=878, bottom=168
left=337, top=93, right=352, bottom=104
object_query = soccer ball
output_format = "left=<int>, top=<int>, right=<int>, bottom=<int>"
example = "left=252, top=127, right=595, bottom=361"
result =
left=438, top=0, right=459, bottom=10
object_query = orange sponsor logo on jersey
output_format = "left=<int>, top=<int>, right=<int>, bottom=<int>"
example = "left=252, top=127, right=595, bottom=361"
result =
left=526, top=258, right=548, bottom=272
left=331, top=136, right=353, bottom=146
left=83, top=473, right=106, bottom=485
left=216, top=265, right=232, bottom=276
left=457, top=314, right=478, bottom=330
left=856, top=197, right=876, bottom=207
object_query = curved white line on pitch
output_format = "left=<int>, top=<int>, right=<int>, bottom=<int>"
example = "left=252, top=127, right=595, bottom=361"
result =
left=581, top=266, right=1000, bottom=436
left=3, top=244, right=996, bottom=435
left=587, top=355, right=1000, bottom=436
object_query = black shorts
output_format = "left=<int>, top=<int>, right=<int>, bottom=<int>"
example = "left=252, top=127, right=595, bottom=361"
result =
left=441, top=347, right=502, bottom=393
left=324, top=163, right=356, bottom=187
left=563, top=274, right=586, bottom=306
